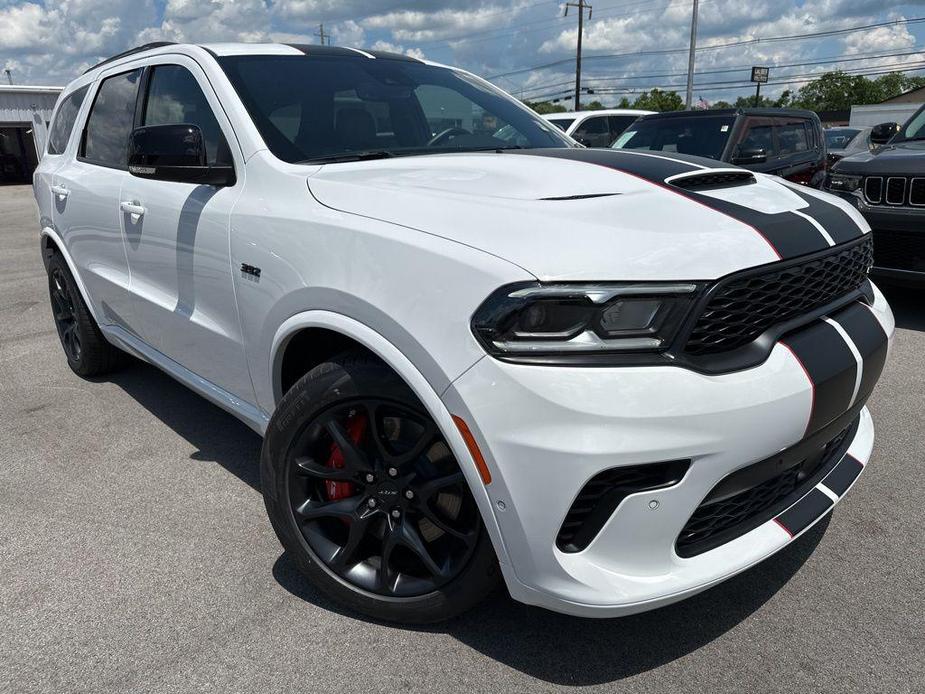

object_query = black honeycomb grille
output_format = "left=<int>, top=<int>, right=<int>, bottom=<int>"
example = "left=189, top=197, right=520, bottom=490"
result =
left=683, top=237, right=873, bottom=356
left=676, top=423, right=853, bottom=557
left=671, top=171, right=756, bottom=190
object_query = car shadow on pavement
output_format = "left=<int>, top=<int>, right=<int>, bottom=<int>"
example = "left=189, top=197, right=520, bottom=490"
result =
left=274, top=517, right=830, bottom=685
left=99, top=360, right=263, bottom=491
left=878, top=283, right=925, bottom=332
left=100, top=355, right=832, bottom=685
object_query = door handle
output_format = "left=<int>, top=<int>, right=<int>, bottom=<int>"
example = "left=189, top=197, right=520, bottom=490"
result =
left=51, top=185, right=70, bottom=199
left=119, top=201, right=146, bottom=217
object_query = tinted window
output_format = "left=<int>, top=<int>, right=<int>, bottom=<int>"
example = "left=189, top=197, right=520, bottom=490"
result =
left=614, top=115, right=734, bottom=160
left=736, top=118, right=777, bottom=158
left=217, top=55, right=570, bottom=163
left=82, top=69, right=142, bottom=168
left=777, top=120, right=810, bottom=155
left=573, top=115, right=612, bottom=147
left=607, top=115, right=637, bottom=138
left=143, top=65, right=229, bottom=165
left=47, top=86, right=88, bottom=155
left=548, top=118, right=574, bottom=131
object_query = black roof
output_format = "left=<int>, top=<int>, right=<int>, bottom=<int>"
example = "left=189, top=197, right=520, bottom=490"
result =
left=638, top=108, right=821, bottom=120
left=83, top=42, right=176, bottom=74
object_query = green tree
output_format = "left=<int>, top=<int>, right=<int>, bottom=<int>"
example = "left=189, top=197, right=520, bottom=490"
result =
left=616, top=96, right=632, bottom=108
left=584, top=100, right=605, bottom=110
left=792, top=70, right=877, bottom=110
left=632, top=88, right=684, bottom=112
left=525, top=100, right=568, bottom=114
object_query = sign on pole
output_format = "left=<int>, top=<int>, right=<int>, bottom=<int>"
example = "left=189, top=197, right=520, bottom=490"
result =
left=751, top=66, right=769, bottom=106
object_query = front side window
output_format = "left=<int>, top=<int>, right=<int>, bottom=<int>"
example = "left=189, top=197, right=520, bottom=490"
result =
left=217, top=55, right=571, bottom=163
left=142, top=65, right=230, bottom=165
left=82, top=69, right=142, bottom=168
left=47, top=86, right=88, bottom=155
left=614, top=115, right=735, bottom=160
left=735, top=117, right=777, bottom=158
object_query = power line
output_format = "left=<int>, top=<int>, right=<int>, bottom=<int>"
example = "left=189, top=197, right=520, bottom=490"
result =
left=525, top=59, right=925, bottom=101
left=487, top=15, right=925, bottom=80
left=517, top=48, right=925, bottom=97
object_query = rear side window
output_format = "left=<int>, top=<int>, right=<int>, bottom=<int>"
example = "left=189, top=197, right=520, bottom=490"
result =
left=776, top=120, right=810, bottom=155
left=573, top=115, right=611, bottom=147
left=47, top=86, right=88, bottom=155
left=142, top=65, right=230, bottom=165
left=82, top=69, right=142, bottom=168
left=607, top=115, right=637, bottom=138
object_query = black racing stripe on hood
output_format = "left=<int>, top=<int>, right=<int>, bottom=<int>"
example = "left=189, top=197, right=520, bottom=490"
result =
left=513, top=148, right=833, bottom=260
left=786, top=187, right=867, bottom=244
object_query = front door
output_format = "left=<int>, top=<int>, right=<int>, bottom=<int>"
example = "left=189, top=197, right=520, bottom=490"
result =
left=120, top=58, right=253, bottom=402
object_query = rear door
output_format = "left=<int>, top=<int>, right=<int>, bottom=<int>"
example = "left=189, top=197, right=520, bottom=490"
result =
left=52, top=68, right=141, bottom=331
left=119, top=57, right=252, bottom=401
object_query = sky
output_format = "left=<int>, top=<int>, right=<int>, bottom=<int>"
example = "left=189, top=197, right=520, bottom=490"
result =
left=1, top=0, right=924, bottom=105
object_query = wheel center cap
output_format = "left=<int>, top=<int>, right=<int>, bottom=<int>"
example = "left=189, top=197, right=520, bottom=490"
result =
left=375, top=481, right=400, bottom=504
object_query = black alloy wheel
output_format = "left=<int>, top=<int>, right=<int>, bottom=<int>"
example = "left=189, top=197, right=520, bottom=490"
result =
left=287, top=398, right=481, bottom=597
left=50, top=267, right=81, bottom=362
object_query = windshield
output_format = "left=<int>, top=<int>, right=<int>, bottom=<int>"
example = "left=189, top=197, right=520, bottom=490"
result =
left=825, top=128, right=860, bottom=149
left=613, top=115, right=735, bottom=160
left=217, top=54, right=571, bottom=163
left=896, top=105, right=925, bottom=142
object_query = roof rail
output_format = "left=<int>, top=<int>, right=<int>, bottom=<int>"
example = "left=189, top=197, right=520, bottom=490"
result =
left=83, top=42, right=177, bottom=75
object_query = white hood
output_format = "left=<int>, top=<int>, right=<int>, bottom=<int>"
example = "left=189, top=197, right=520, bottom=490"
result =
left=306, top=151, right=864, bottom=281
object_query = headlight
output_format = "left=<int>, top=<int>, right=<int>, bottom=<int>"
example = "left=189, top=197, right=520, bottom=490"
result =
left=471, top=282, right=701, bottom=361
left=826, top=173, right=863, bottom=193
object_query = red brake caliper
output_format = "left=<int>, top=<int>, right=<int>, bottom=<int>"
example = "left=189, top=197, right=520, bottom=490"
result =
left=324, top=413, right=367, bottom=500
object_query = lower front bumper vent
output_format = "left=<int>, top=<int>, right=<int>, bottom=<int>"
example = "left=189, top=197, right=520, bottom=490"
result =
left=557, top=460, right=689, bottom=553
left=676, top=415, right=859, bottom=558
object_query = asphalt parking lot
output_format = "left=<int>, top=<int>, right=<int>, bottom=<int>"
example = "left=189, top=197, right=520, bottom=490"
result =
left=1, top=183, right=923, bottom=694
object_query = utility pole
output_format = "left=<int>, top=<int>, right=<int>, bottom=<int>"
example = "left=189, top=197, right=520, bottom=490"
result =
left=315, top=23, right=329, bottom=46
left=565, top=0, right=592, bottom=111
left=684, top=0, right=699, bottom=110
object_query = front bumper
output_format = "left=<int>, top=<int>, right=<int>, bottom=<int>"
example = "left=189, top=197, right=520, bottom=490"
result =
left=442, top=284, right=894, bottom=617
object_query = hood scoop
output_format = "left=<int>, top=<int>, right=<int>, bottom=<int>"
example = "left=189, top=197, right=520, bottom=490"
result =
left=668, top=170, right=756, bottom=191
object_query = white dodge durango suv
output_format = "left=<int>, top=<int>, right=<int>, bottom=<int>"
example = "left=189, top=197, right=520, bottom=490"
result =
left=33, top=42, right=893, bottom=623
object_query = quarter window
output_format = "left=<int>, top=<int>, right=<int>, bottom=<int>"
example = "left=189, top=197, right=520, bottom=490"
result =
left=47, top=86, right=88, bottom=155
left=82, top=69, right=142, bottom=168
left=142, top=65, right=230, bottom=165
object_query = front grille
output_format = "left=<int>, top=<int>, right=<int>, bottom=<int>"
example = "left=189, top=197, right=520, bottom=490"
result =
left=873, top=229, right=925, bottom=273
left=865, top=175, right=925, bottom=207
left=683, top=237, right=873, bottom=356
left=671, top=171, right=756, bottom=190
left=557, top=460, right=689, bottom=552
left=886, top=177, right=907, bottom=205
left=676, top=420, right=855, bottom=558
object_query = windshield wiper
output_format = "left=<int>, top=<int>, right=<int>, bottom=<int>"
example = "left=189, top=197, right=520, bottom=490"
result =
left=297, top=150, right=397, bottom=164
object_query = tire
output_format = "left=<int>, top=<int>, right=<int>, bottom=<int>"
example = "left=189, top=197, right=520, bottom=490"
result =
left=261, top=351, right=500, bottom=623
left=46, top=252, right=124, bottom=377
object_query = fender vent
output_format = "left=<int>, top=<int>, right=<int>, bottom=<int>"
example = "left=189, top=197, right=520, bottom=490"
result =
left=670, top=171, right=756, bottom=190
left=557, top=460, right=689, bottom=553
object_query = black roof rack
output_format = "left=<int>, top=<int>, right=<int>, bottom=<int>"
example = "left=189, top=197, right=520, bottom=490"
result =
left=83, top=42, right=176, bottom=74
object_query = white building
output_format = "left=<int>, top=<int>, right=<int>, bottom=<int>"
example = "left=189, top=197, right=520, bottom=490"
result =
left=0, top=84, right=62, bottom=183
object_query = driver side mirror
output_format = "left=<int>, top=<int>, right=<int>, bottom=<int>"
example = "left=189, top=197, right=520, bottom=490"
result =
left=732, top=147, right=767, bottom=165
left=870, top=122, right=899, bottom=146
left=128, top=123, right=235, bottom=187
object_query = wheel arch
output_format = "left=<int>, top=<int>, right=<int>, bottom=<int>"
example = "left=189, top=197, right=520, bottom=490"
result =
left=39, top=227, right=100, bottom=324
left=268, top=310, right=512, bottom=568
